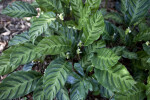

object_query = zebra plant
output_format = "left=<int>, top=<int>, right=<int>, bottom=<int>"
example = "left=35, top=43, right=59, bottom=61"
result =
left=0, top=0, right=150, bottom=99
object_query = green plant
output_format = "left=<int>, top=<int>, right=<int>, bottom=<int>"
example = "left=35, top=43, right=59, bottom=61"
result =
left=0, top=0, right=150, bottom=99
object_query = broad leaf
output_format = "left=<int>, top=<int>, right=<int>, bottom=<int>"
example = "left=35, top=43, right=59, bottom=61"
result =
left=85, top=0, right=101, bottom=12
left=36, top=0, right=63, bottom=13
left=95, top=64, right=136, bottom=92
left=33, top=77, right=46, bottom=100
left=104, top=12, right=123, bottom=24
left=146, top=76, right=150, bottom=99
left=143, top=44, right=150, bottom=55
left=70, top=79, right=92, bottom=100
left=44, top=58, right=71, bottom=100
left=85, top=40, right=106, bottom=54
left=122, top=50, right=138, bottom=59
left=0, top=71, right=42, bottom=99
left=92, top=48, right=120, bottom=70
left=114, top=83, right=146, bottom=100
left=100, top=86, right=114, bottom=99
left=29, top=12, right=56, bottom=42
left=70, top=0, right=83, bottom=20
left=126, top=0, right=150, bottom=25
left=2, top=1, right=37, bottom=18
left=9, top=31, right=30, bottom=46
left=0, top=47, right=16, bottom=75
left=82, top=11, right=105, bottom=46
left=134, top=28, right=150, bottom=42
left=36, top=36, right=71, bottom=55
left=56, top=88, right=69, bottom=100
left=10, top=43, right=39, bottom=66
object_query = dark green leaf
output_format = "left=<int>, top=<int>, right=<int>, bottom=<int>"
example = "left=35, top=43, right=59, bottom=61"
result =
left=95, top=64, right=136, bottom=92
left=2, top=1, right=37, bottom=18
left=44, top=58, right=71, bottom=100
left=0, top=71, right=42, bottom=99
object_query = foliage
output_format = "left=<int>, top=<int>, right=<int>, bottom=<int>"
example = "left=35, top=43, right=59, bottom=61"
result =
left=1, top=0, right=150, bottom=99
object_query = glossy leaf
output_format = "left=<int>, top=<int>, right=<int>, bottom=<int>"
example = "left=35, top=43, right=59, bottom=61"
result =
left=70, top=0, right=83, bottom=20
left=36, top=36, right=71, bottom=55
left=92, top=48, right=120, bottom=70
left=95, top=64, right=136, bottom=92
left=9, top=31, right=30, bottom=46
left=85, top=0, right=101, bottom=12
left=10, top=43, right=39, bottom=66
left=114, top=83, right=146, bottom=100
left=44, top=58, right=71, bottom=100
left=0, top=71, right=42, bottom=99
left=56, top=88, right=69, bottom=100
left=0, top=47, right=17, bottom=75
left=33, top=78, right=46, bottom=100
left=126, top=0, right=150, bottom=25
left=36, top=0, right=63, bottom=13
left=134, top=28, right=150, bottom=42
left=29, top=12, right=56, bottom=42
left=82, top=11, right=105, bottom=46
left=2, top=1, right=37, bottom=18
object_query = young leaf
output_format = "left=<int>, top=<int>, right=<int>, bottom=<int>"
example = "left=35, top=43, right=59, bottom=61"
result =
left=114, top=83, right=146, bottom=100
left=95, top=64, right=136, bottom=92
left=70, top=0, right=83, bottom=20
left=2, top=1, right=37, bottom=18
left=36, top=36, right=71, bottom=55
left=29, top=12, right=56, bottom=42
left=44, top=58, right=72, bottom=100
left=0, top=71, right=42, bottom=99
left=56, top=88, right=69, bottom=100
left=36, top=0, right=63, bottom=13
left=81, top=11, right=105, bottom=46
left=10, top=43, right=39, bottom=66
left=91, top=48, right=120, bottom=70
left=8, top=31, right=30, bottom=46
